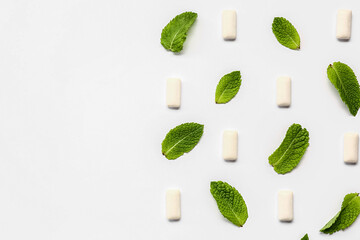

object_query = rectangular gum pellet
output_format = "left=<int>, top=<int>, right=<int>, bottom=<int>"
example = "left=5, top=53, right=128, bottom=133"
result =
left=222, top=10, right=237, bottom=40
left=276, top=76, right=291, bottom=107
left=344, top=133, right=359, bottom=164
left=222, top=130, right=238, bottom=161
left=166, top=78, right=181, bottom=108
left=336, top=9, right=352, bottom=40
left=166, top=189, right=181, bottom=220
left=278, top=190, right=293, bottom=222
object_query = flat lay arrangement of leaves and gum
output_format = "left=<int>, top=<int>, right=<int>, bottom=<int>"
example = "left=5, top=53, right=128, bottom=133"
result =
left=161, top=10, right=360, bottom=239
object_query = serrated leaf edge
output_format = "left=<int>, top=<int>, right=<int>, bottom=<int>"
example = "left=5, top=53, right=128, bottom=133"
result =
left=272, top=17, right=300, bottom=50
left=215, top=71, right=241, bottom=104
left=320, top=193, right=360, bottom=234
left=161, top=123, right=204, bottom=160
left=160, top=12, right=197, bottom=53
left=162, top=126, right=202, bottom=157
left=271, top=128, right=303, bottom=167
left=327, top=62, right=360, bottom=116
left=210, top=181, right=248, bottom=227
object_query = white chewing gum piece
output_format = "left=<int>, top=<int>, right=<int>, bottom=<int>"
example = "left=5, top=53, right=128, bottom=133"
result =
left=278, top=190, right=293, bottom=222
left=166, top=78, right=181, bottom=108
left=344, top=133, right=358, bottom=164
left=222, top=130, right=238, bottom=161
left=222, top=10, right=237, bottom=40
left=276, top=76, right=291, bottom=107
left=166, top=189, right=181, bottom=221
left=336, top=9, right=352, bottom=40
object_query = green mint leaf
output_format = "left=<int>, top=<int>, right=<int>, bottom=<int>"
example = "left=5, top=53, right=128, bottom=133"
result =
left=160, top=12, right=197, bottom=53
left=327, top=62, right=360, bottom=116
left=210, top=181, right=248, bottom=227
left=162, top=122, right=204, bottom=160
left=272, top=17, right=300, bottom=50
left=301, top=234, right=309, bottom=240
left=320, top=193, right=360, bottom=234
left=215, top=71, right=242, bottom=104
left=269, top=123, right=309, bottom=174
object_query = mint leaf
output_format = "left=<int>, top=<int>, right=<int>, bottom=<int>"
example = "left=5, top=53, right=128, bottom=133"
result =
left=162, top=122, right=204, bottom=160
left=301, top=234, right=309, bottom=240
left=272, top=17, right=300, bottom=50
left=320, top=193, right=360, bottom=234
left=327, top=62, right=360, bottom=116
left=269, top=123, right=309, bottom=174
left=210, top=181, right=248, bottom=227
left=215, top=71, right=242, bottom=104
left=160, top=12, right=197, bottom=53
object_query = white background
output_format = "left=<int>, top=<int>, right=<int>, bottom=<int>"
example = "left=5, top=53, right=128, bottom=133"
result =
left=0, top=0, right=359, bottom=239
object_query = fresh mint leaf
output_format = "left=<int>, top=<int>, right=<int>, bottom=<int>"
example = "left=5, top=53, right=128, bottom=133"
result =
left=215, top=71, right=242, bottom=104
left=269, top=123, right=309, bottom=174
left=272, top=17, right=300, bottom=50
left=161, top=12, right=197, bottom=53
left=327, top=62, right=360, bottom=116
left=320, top=193, right=360, bottom=234
left=301, top=234, right=309, bottom=240
left=210, top=181, right=248, bottom=227
left=162, top=122, right=204, bottom=160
